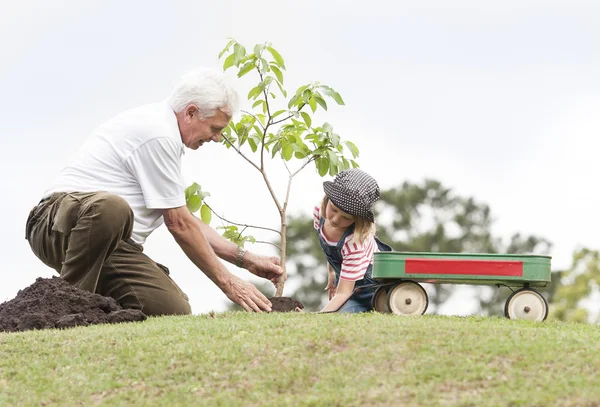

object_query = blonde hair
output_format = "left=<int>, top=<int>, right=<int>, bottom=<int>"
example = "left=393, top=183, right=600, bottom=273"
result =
left=321, top=195, right=376, bottom=244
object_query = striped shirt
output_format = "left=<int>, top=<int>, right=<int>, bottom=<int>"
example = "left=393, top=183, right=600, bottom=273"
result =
left=313, top=205, right=377, bottom=282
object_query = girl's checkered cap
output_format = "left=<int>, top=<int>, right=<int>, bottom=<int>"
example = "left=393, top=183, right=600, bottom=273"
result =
left=323, top=168, right=380, bottom=222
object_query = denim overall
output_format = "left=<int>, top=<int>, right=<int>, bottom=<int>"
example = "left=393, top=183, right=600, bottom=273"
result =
left=317, top=217, right=392, bottom=313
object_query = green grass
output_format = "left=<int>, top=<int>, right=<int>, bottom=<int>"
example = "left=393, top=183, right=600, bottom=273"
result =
left=1, top=313, right=600, bottom=406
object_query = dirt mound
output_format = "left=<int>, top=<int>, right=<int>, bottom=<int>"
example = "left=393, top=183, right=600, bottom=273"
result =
left=0, top=277, right=146, bottom=333
left=269, top=296, right=304, bottom=312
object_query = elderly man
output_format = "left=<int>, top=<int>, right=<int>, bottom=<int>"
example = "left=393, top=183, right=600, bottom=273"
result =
left=25, top=68, right=282, bottom=315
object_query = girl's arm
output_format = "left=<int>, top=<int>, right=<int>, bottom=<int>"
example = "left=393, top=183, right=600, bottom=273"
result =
left=320, top=279, right=355, bottom=312
left=324, top=264, right=337, bottom=300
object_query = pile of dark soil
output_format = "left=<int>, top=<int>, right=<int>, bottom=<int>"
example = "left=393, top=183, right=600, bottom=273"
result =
left=0, top=277, right=146, bottom=333
left=269, top=296, right=304, bottom=312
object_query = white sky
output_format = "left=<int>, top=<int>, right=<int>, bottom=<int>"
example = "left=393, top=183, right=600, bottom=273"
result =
left=1, top=0, right=599, bottom=314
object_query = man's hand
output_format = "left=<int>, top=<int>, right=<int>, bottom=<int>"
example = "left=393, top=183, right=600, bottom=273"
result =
left=223, top=274, right=273, bottom=312
left=243, top=252, right=284, bottom=284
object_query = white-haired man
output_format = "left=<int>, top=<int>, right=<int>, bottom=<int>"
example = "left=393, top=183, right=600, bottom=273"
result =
left=25, top=68, right=282, bottom=315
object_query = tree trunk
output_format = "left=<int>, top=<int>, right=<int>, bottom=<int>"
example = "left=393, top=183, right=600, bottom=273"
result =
left=275, top=217, right=287, bottom=297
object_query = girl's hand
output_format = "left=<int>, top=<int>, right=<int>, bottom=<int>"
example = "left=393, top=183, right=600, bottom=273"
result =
left=320, top=279, right=355, bottom=313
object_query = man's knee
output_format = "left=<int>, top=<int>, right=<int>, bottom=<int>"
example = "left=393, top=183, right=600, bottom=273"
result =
left=130, top=295, right=192, bottom=317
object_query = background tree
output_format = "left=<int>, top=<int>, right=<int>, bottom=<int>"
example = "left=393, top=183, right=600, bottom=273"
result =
left=548, top=248, right=600, bottom=323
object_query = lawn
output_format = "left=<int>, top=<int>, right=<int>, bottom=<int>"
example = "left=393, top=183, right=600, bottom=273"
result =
left=1, top=313, right=599, bottom=406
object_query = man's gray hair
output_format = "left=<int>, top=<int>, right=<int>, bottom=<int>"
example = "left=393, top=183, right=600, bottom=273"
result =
left=168, top=67, right=239, bottom=118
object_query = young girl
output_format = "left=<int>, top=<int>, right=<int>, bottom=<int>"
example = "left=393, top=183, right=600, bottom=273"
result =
left=313, top=168, right=392, bottom=313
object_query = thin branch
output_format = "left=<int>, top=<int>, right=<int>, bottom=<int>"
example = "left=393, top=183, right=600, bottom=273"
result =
left=291, top=156, right=316, bottom=178
left=270, top=103, right=306, bottom=126
left=270, top=114, right=293, bottom=126
left=254, top=240, right=281, bottom=251
left=261, top=170, right=283, bottom=213
left=203, top=202, right=281, bottom=235
left=281, top=156, right=317, bottom=216
left=241, top=110, right=265, bottom=131
left=254, top=67, right=283, bottom=213
left=282, top=173, right=294, bottom=215
left=283, top=161, right=292, bottom=176
left=258, top=69, right=271, bottom=172
left=221, top=133, right=261, bottom=172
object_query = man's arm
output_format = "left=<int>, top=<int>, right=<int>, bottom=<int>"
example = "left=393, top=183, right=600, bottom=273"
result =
left=192, top=216, right=240, bottom=265
left=163, top=205, right=272, bottom=312
left=193, top=216, right=283, bottom=284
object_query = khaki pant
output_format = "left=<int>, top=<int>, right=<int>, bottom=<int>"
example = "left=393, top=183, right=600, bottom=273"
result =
left=25, top=192, right=191, bottom=316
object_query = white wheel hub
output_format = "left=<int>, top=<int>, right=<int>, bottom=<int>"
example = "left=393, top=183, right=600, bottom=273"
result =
left=388, top=282, right=428, bottom=316
left=506, top=290, right=548, bottom=321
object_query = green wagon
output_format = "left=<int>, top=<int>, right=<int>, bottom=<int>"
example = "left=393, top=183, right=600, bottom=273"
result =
left=371, top=251, right=552, bottom=321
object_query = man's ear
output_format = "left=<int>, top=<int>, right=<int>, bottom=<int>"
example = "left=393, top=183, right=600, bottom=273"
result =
left=184, top=104, right=198, bottom=123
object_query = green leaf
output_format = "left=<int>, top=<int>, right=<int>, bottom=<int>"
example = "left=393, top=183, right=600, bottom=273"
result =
left=323, top=123, right=333, bottom=134
left=266, top=46, right=285, bottom=67
left=308, top=97, right=317, bottom=113
left=300, top=112, right=312, bottom=128
left=316, top=157, right=330, bottom=177
left=331, top=91, right=345, bottom=105
left=331, top=133, right=340, bottom=148
left=233, top=43, right=246, bottom=66
left=186, top=195, right=201, bottom=213
left=272, top=109, right=287, bottom=119
left=200, top=204, right=212, bottom=224
left=271, top=65, right=284, bottom=84
left=282, top=144, right=294, bottom=161
left=276, top=80, right=287, bottom=97
left=341, top=156, right=350, bottom=170
left=185, top=182, right=200, bottom=200
left=329, top=160, right=339, bottom=176
left=254, top=43, right=265, bottom=56
left=248, top=138, right=258, bottom=152
left=219, top=39, right=236, bottom=59
left=248, top=86, right=262, bottom=100
left=302, top=89, right=312, bottom=104
left=259, top=58, right=269, bottom=74
left=295, top=84, right=309, bottom=95
left=345, top=141, right=359, bottom=158
left=238, top=61, right=255, bottom=78
left=287, top=94, right=300, bottom=109
left=304, top=134, right=319, bottom=143
left=223, top=54, right=235, bottom=71
left=327, top=150, right=340, bottom=166
left=295, top=151, right=307, bottom=159
left=271, top=140, right=282, bottom=158
left=351, top=160, right=359, bottom=168
left=261, top=76, right=274, bottom=90
left=315, top=96, right=328, bottom=111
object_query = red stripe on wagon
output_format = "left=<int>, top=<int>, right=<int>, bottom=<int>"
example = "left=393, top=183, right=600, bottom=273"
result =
left=405, top=259, right=523, bottom=277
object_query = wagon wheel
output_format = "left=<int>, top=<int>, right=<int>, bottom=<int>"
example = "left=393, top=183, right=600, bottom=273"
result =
left=387, top=282, right=428, bottom=316
left=372, top=285, right=391, bottom=313
left=504, top=288, right=548, bottom=322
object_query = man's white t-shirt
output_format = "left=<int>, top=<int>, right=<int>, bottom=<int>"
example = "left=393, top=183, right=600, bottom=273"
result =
left=44, top=102, right=187, bottom=244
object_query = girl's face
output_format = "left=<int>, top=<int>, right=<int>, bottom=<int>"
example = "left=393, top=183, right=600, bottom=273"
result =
left=325, top=200, right=355, bottom=229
